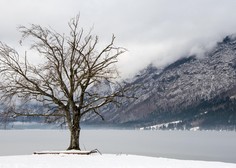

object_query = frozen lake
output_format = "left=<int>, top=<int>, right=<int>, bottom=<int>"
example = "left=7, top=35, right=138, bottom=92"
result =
left=0, top=129, right=235, bottom=163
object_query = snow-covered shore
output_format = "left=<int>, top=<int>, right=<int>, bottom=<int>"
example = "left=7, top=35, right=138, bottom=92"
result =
left=0, top=154, right=235, bottom=168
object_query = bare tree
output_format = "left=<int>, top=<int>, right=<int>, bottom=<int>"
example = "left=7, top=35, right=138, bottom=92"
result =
left=0, top=15, right=133, bottom=150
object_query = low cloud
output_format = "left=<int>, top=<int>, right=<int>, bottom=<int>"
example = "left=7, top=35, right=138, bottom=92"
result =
left=1, top=0, right=236, bottom=78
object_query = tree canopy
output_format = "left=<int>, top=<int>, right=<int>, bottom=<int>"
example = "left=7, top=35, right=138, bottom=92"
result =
left=0, top=15, right=134, bottom=150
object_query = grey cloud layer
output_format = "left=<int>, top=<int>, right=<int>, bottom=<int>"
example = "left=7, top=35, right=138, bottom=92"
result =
left=0, top=0, right=236, bottom=77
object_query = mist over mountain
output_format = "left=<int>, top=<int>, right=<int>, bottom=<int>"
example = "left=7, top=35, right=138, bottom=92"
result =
left=83, top=35, right=236, bottom=130
left=2, top=0, right=236, bottom=79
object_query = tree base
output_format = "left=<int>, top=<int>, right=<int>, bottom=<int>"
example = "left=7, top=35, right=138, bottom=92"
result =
left=67, top=146, right=81, bottom=151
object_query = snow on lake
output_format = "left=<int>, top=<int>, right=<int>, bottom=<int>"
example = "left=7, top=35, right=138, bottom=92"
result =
left=0, top=154, right=236, bottom=168
left=0, top=130, right=235, bottom=163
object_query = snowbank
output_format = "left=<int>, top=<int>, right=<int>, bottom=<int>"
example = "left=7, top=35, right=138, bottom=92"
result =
left=0, top=154, right=235, bottom=168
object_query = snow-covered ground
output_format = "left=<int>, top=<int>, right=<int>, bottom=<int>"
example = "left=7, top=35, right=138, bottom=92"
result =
left=0, top=154, right=235, bottom=168
left=140, top=120, right=182, bottom=130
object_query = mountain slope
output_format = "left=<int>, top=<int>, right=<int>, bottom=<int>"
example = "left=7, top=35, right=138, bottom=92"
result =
left=84, top=36, right=236, bottom=130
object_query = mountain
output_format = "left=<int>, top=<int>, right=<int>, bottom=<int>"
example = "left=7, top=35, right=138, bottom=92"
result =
left=83, top=35, right=236, bottom=130
left=2, top=36, right=236, bottom=130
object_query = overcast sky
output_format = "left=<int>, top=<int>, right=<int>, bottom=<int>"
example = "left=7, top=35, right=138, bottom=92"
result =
left=1, top=0, right=236, bottom=78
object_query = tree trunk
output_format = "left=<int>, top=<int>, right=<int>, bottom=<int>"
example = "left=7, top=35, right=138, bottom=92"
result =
left=67, top=124, right=81, bottom=150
